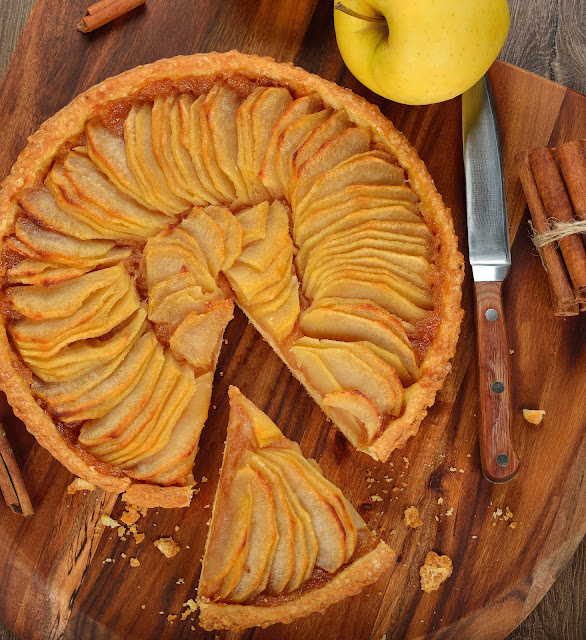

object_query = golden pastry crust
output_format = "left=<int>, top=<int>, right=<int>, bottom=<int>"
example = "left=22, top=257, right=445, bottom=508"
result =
left=0, top=51, right=463, bottom=503
left=198, top=539, right=394, bottom=631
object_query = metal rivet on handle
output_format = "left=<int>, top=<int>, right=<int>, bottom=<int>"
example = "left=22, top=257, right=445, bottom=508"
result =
left=485, top=308, right=498, bottom=321
left=492, top=381, right=505, bottom=393
left=496, top=453, right=510, bottom=467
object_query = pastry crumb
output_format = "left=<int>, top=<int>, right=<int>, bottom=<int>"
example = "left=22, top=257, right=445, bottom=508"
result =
left=420, top=551, right=453, bottom=593
left=129, top=557, right=140, bottom=567
left=181, top=599, right=198, bottom=619
left=437, top=497, right=444, bottom=505
left=100, top=513, right=120, bottom=529
left=120, top=504, right=145, bottom=526
left=67, top=478, right=96, bottom=494
left=523, top=409, right=545, bottom=425
left=154, top=537, right=180, bottom=558
left=167, top=614, right=177, bottom=624
left=176, top=578, right=185, bottom=584
left=370, top=494, right=383, bottom=502
left=404, top=506, right=423, bottom=528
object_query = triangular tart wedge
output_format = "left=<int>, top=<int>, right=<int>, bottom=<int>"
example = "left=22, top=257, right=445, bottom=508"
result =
left=197, top=386, right=394, bottom=631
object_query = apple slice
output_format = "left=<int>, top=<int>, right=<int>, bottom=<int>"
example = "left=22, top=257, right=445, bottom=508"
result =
left=226, top=249, right=292, bottom=303
left=275, top=109, right=331, bottom=200
left=14, top=217, right=116, bottom=263
left=308, top=262, right=433, bottom=311
left=291, top=110, right=350, bottom=183
left=236, top=86, right=270, bottom=202
left=79, top=342, right=165, bottom=447
left=182, top=94, right=228, bottom=203
left=91, top=348, right=183, bottom=461
left=11, top=268, right=140, bottom=359
left=169, top=299, right=234, bottom=369
left=250, top=276, right=300, bottom=341
left=204, top=83, right=250, bottom=203
left=62, top=149, right=173, bottom=234
left=234, top=201, right=270, bottom=247
left=291, top=337, right=404, bottom=417
left=18, top=187, right=107, bottom=241
left=179, top=209, right=226, bottom=277
left=129, top=370, right=213, bottom=481
left=322, top=390, right=382, bottom=444
left=144, top=234, right=218, bottom=293
left=294, top=150, right=405, bottom=219
left=223, top=468, right=278, bottom=603
left=6, top=263, right=125, bottom=320
left=115, top=364, right=196, bottom=468
left=205, top=206, right=244, bottom=271
left=271, top=448, right=358, bottom=563
left=299, top=305, right=417, bottom=380
left=291, top=126, right=371, bottom=207
left=260, top=93, right=323, bottom=196
left=200, top=465, right=254, bottom=600
left=46, top=162, right=152, bottom=241
left=289, top=345, right=343, bottom=397
left=248, top=453, right=317, bottom=591
left=172, top=94, right=221, bottom=204
left=300, top=181, right=420, bottom=220
left=43, top=330, right=159, bottom=422
left=24, top=307, right=147, bottom=383
left=296, top=199, right=422, bottom=247
left=236, top=200, right=291, bottom=271
left=260, top=449, right=348, bottom=572
left=304, top=250, right=432, bottom=296
left=5, top=259, right=89, bottom=287
left=313, top=276, right=428, bottom=322
left=85, top=118, right=160, bottom=211
left=251, top=87, right=293, bottom=177
left=198, top=86, right=239, bottom=203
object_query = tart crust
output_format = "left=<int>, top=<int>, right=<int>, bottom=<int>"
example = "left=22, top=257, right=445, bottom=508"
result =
left=0, top=51, right=464, bottom=505
left=198, top=539, right=394, bottom=631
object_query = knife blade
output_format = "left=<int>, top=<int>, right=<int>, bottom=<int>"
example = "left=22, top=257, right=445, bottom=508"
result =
left=462, top=75, right=520, bottom=484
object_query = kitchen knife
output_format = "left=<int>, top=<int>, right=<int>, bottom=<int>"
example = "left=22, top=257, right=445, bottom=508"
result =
left=462, top=75, right=519, bottom=483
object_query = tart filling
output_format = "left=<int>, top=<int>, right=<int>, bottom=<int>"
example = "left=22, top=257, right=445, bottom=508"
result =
left=0, top=52, right=463, bottom=506
left=197, top=386, right=394, bottom=630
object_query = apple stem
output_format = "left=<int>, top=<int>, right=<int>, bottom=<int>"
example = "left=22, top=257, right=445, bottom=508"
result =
left=334, top=2, right=386, bottom=23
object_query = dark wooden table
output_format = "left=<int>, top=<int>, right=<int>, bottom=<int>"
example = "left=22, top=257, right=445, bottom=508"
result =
left=0, top=1, right=583, bottom=638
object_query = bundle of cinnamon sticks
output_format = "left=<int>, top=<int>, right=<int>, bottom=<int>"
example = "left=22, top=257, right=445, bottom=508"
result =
left=0, top=426, right=33, bottom=517
left=516, top=140, right=586, bottom=315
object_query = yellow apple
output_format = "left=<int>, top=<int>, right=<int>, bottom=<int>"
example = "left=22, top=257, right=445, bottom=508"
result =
left=334, top=0, right=510, bottom=105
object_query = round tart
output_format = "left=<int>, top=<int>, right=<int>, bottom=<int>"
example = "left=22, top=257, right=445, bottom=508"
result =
left=0, top=52, right=463, bottom=507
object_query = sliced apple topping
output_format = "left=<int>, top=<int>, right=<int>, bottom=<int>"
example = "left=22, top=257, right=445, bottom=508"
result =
left=260, top=93, right=323, bottom=197
left=169, top=299, right=234, bottom=370
left=293, top=150, right=405, bottom=220
left=200, top=386, right=388, bottom=613
left=0, top=74, right=451, bottom=503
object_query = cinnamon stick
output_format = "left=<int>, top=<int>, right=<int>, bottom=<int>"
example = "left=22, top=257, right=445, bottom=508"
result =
left=556, top=140, right=586, bottom=255
left=528, top=146, right=586, bottom=300
left=0, top=426, right=33, bottom=517
left=515, top=151, right=579, bottom=316
left=78, top=0, right=146, bottom=33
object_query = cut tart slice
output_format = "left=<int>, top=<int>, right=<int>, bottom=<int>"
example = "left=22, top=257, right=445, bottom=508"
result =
left=197, top=387, right=394, bottom=631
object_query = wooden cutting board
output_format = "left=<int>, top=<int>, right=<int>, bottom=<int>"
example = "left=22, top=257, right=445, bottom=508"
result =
left=0, top=1, right=584, bottom=639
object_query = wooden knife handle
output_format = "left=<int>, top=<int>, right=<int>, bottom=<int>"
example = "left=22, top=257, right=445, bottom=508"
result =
left=474, top=281, right=520, bottom=483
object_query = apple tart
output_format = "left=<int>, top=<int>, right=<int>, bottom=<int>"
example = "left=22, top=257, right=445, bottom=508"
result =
left=0, top=52, right=463, bottom=506
left=197, top=386, right=394, bottom=630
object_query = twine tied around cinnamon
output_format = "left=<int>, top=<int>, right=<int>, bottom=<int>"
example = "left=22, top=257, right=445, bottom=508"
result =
left=529, top=217, right=586, bottom=249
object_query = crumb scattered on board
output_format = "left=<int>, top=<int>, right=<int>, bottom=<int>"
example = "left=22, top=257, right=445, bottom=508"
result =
left=492, top=505, right=518, bottom=528
left=404, top=506, right=423, bottom=528
left=67, top=478, right=96, bottom=494
left=420, top=551, right=453, bottom=593
left=523, top=409, right=545, bottom=425
left=154, top=537, right=180, bottom=558
left=129, top=557, right=140, bottom=568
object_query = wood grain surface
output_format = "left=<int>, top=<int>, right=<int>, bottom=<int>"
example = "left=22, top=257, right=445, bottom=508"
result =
left=0, top=1, right=584, bottom=639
